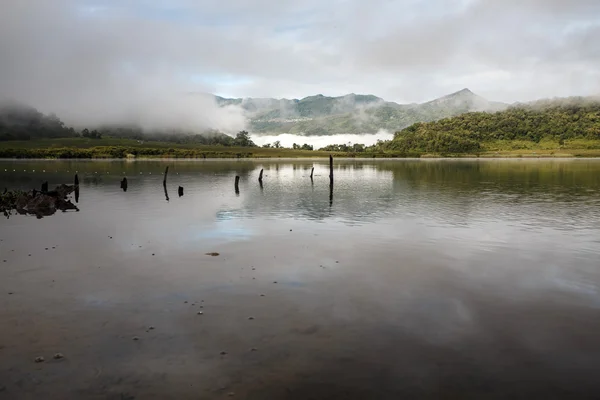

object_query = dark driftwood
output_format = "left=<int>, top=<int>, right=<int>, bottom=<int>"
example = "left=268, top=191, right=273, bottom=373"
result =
left=178, top=186, right=184, bottom=197
left=310, top=167, right=314, bottom=179
left=235, top=175, right=240, bottom=194
left=329, top=155, right=334, bottom=186
left=258, top=169, right=263, bottom=183
left=2, top=184, right=78, bottom=219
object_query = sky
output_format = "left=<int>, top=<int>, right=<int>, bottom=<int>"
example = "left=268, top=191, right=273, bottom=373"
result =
left=1, top=0, right=599, bottom=131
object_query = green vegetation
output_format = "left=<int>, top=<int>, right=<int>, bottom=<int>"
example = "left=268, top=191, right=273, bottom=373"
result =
left=385, top=97, right=600, bottom=155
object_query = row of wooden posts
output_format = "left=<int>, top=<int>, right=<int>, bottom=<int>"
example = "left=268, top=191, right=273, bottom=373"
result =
left=65, top=155, right=335, bottom=199
left=233, top=155, right=334, bottom=194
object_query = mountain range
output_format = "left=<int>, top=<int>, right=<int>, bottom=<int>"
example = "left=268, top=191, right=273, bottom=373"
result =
left=215, top=88, right=508, bottom=135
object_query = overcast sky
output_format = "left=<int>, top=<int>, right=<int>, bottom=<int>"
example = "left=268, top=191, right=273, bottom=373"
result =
left=1, top=0, right=599, bottom=128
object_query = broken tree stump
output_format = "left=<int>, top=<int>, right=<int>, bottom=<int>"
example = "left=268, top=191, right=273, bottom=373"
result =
left=235, top=176, right=240, bottom=194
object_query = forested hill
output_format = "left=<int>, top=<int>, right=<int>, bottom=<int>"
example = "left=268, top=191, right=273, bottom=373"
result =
left=384, top=97, right=600, bottom=154
left=216, top=88, right=507, bottom=135
left=0, top=101, right=77, bottom=141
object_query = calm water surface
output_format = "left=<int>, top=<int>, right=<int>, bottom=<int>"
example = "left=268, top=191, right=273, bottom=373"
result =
left=1, top=159, right=600, bottom=399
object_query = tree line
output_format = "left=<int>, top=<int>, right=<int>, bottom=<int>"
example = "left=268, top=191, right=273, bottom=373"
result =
left=384, top=98, right=600, bottom=153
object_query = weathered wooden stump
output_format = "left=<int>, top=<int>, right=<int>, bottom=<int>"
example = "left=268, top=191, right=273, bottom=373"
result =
left=329, top=155, right=333, bottom=186
left=235, top=176, right=240, bottom=194
left=163, top=166, right=169, bottom=186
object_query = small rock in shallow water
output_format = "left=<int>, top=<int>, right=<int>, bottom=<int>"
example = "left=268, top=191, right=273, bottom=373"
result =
left=197, top=311, right=203, bottom=315
left=248, top=316, right=255, bottom=320
left=53, top=353, right=64, bottom=360
left=132, top=336, right=139, bottom=341
left=260, top=294, right=265, bottom=297
left=220, top=351, right=227, bottom=355
left=250, top=348, right=258, bottom=352
left=148, top=326, right=155, bottom=330
left=184, top=301, right=188, bottom=303
left=34, top=356, right=44, bottom=363
left=273, top=281, right=277, bottom=284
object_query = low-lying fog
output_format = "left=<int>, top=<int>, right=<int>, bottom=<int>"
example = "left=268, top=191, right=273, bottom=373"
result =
left=250, top=130, right=393, bottom=148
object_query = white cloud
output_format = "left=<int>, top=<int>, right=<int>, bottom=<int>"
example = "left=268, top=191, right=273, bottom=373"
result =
left=1, top=0, right=599, bottom=131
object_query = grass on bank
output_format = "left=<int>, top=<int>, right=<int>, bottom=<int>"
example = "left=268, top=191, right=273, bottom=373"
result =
left=1, top=137, right=600, bottom=159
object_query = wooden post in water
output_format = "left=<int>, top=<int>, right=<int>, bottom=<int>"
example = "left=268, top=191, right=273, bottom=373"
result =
left=329, top=155, right=334, bottom=186
left=163, top=166, right=169, bottom=186
left=178, top=186, right=184, bottom=197
left=74, top=174, right=79, bottom=186
left=120, top=177, right=128, bottom=192
left=235, top=176, right=240, bottom=194
left=310, top=167, right=314, bottom=180
left=41, top=181, right=48, bottom=192
left=258, top=168, right=263, bottom=183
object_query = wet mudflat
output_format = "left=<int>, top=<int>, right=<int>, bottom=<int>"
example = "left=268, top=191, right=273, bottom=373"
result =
left=1, top=159, right=600, bottom=399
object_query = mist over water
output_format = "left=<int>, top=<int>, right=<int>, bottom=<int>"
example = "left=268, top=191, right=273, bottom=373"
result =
left=251, top=130, right=393, bottom=148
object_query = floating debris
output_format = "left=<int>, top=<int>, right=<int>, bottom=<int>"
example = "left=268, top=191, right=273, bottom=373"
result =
left=184, top=301, right=188, bottom=303
left=205, top=252, right=220, bottom=257
left=250, top=348, right=258, bottom=352
left=260, top=294, right=265, bottom=297
left=148, top=326, right=155, bottom=330
left=273, top=281, right=278, bottom=284
left=53, top=353, right=64, bottom=360
left=132, top=336, right=140, bottom=341
left=220, top=351, right=227, bottom=355
left=197, top=311, right=203, bottom=315
left=228, top=392, right=235, bottom=397
left=34, top=356, right=45, bottom=363
left=248, top=316, right=255, bottom=320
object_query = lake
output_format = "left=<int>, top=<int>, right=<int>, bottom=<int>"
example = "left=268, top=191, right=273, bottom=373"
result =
left=1, top=159, right=600, bottom=399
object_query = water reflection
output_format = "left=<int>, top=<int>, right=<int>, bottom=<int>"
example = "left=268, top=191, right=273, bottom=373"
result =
left=2, top=159, right=600, bottom=398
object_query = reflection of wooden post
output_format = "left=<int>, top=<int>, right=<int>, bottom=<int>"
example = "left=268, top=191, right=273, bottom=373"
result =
left=74, top=174, right=79, bottom=186
left=163, top=166, right=169, bottom=186
left=310, top=167, right=314, bottom=179
left=329, top=155, right=333, bottom=186
left=258, top=169, right=263, bottom=183
left=235, top=176, right=240, bottom=194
